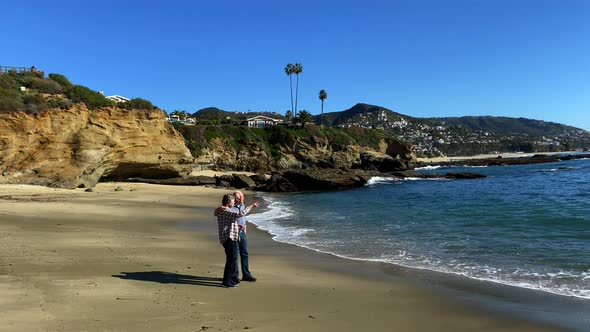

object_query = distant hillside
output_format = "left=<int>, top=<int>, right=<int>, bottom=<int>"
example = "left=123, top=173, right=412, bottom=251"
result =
left=439, top=116, right=582, bottom=137
left=320, top=103, right=410, bottom=127
left=316, top=103, right=590, bottom=157
left=192, top=107, right=228, bottom=120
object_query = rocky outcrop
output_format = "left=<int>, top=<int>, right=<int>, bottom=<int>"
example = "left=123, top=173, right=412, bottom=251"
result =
left=359, top=151, right=408, bottom=172
left=281, top=169, right=374, bottom=191
left=195, top=128, right=416, bottom=173
left=0, top=106, right=193, bottom=188
left=253, top=169, right=379, bottom=192
left=259, top=173, right=298, bottom=192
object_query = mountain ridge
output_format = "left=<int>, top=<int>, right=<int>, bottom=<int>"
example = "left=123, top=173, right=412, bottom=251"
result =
left=319, top=103, right=587, bottom=134
left=314, top=103, right=589, bottom=156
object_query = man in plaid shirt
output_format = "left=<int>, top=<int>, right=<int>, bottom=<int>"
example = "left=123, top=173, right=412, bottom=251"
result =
left=215, top=193, right=259, bottom=288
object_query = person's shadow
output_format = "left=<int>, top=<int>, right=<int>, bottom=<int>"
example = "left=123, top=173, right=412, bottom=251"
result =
left=112, top=271, right=224, bottom=287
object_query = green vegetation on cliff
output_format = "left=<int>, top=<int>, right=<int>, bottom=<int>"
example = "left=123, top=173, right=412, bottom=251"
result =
left=173, top=123, right=395, bottom=159
left=0, top=70, right=156, bottom=113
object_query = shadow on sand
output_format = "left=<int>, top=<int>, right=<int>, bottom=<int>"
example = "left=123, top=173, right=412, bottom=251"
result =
left=112, top=271, right=224, bottom=287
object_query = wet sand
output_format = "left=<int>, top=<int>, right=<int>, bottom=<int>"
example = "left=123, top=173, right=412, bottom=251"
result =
left=0, top=183, right=563, bottom=331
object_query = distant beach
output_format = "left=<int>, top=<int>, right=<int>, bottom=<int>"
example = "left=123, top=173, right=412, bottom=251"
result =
left=417, top=150, right=583, bottom=163
left=0, top=182, right=562, bottom=331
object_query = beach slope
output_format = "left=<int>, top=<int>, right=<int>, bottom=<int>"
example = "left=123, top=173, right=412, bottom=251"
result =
left=0, top=183, right=560, bottom=331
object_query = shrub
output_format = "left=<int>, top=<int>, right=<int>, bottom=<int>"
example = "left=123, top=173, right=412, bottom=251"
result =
left=120, top=98, right=155, bottom=110
left=324, top=129, right=354, bottom=147
left=46, top=97, right=73, bottom=110
left=48, top=73, right=73, bottom=91
left=0, top=91, right=25, bottom=113
left=0, top=74, right=25, bottom=112
left=173, top=123, right=209, bottom=157
left=22, top=77, right=63, bottom=94
left=23, top=93, right=47, bottom=114
left=67, top=85, right=115, bottom=109
left=0, top=74, right=20, bottom=90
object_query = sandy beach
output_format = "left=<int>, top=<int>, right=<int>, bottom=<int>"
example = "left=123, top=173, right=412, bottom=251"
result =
left=416, top=151, right=581, bottom=163
left=0, top=182, right=562, bottom=331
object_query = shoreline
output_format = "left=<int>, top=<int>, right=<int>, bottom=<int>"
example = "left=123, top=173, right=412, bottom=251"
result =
left=243, top=193, right=590, bottom=331
left=0, top=183, right=566, bottom=331
left=417, top=150, right=584, bottom=163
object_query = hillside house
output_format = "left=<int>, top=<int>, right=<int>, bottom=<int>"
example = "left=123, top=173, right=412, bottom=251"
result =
left=246, top=115, right=283, bottom=128
left=106, top=95, right=130, bottom=103
left=166, top=114, right=196, bottom=125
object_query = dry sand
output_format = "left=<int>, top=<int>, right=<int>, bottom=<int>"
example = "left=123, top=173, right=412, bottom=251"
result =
left=0, top=183, right=561, bottom=331
left=417, top=151, right=579, bottom=163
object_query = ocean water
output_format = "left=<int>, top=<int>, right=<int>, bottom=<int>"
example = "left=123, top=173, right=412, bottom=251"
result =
left=248, top=157, right=590, bottom=300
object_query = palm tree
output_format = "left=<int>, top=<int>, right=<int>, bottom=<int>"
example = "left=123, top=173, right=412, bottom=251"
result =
left=293, top=63, right=303, bottom=114
left=285, top=110, right=293, bottom=124
left=297, top=109, right=312, bottom=127
left=318, top=89, right=328, bottom=126
left=170, top=110, right=189, bottom=120
left=284, top=64, right=294, bottom=115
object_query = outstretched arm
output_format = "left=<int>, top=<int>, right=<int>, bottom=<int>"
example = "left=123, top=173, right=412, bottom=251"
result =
left=217, top=203, right=259, bottom=220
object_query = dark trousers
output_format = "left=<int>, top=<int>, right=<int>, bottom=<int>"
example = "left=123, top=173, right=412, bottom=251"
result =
left=222, top=239, right=239, bottom=286
left=238, top=230, right=253, bottom=278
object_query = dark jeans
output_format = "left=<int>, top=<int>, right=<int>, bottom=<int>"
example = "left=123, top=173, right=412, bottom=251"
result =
left=238, top=230, right=253, bottom=278
left=222, top=239, right=239, bottom=286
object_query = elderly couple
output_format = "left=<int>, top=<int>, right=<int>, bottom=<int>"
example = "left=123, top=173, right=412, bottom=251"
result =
left=214, top=190, right=259, bottom=288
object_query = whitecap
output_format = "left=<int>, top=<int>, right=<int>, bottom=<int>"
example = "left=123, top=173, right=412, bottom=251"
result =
left=404, top=177, right=449, bottom=181
left=366, top=176, right=400, bottom=186
left=415, top=165, right=442, bottom=170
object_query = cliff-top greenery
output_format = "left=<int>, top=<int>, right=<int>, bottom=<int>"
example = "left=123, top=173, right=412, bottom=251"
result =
left=0, top=70, right=155, bottom=113
left=173, top=122, right=398, bottom=159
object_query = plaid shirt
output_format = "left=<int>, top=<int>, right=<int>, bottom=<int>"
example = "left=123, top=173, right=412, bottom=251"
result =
left=217, top=206, right=251, bottom=244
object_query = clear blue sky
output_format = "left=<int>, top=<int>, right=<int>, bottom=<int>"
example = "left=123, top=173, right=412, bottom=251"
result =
left=2, top=0, right=589, bottom=129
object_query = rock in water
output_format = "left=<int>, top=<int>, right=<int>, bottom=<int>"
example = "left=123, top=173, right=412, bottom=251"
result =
left=231, top=173, right=256, bottom=189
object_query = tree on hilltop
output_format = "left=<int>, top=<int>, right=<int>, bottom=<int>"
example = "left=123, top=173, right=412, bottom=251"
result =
left=285, top=110, right=293, bottom=124
left=170, top=110, right=190, bottom=119
left=318, top=89, right=328, bottom=126
left=297, top=109, right=312, bottom=127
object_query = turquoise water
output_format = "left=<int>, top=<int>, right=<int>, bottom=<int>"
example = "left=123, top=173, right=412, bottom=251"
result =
left=249, top=157, right=590, bottom=300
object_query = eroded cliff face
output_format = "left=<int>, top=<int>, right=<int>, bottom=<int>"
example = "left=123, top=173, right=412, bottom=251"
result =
left=195, top=131, right=416, bottom=172
left=0, top=106, right=193, bottom=188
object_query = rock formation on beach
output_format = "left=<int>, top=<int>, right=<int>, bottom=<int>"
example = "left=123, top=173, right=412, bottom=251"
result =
left=179, top=124, right=416, bottom=173
left=0, top=105, right=420, bottom=190
left=0, top=106, right=193, bottom=188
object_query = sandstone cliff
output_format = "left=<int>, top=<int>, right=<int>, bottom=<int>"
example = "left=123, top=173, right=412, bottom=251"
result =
left=0, top=106, right=193, bottom=188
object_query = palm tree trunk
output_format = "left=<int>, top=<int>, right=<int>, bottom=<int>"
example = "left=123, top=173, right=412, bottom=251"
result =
left=295, top=74, right=299, bottom=114
left=289, top=75, right=294, bottom=114
left=321, top=100, right=324, bottom=126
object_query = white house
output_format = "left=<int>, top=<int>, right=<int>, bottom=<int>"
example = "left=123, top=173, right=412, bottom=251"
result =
left=246, top=115, right=283, bottom=128
left=106, top=95, right=130, bottom=103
